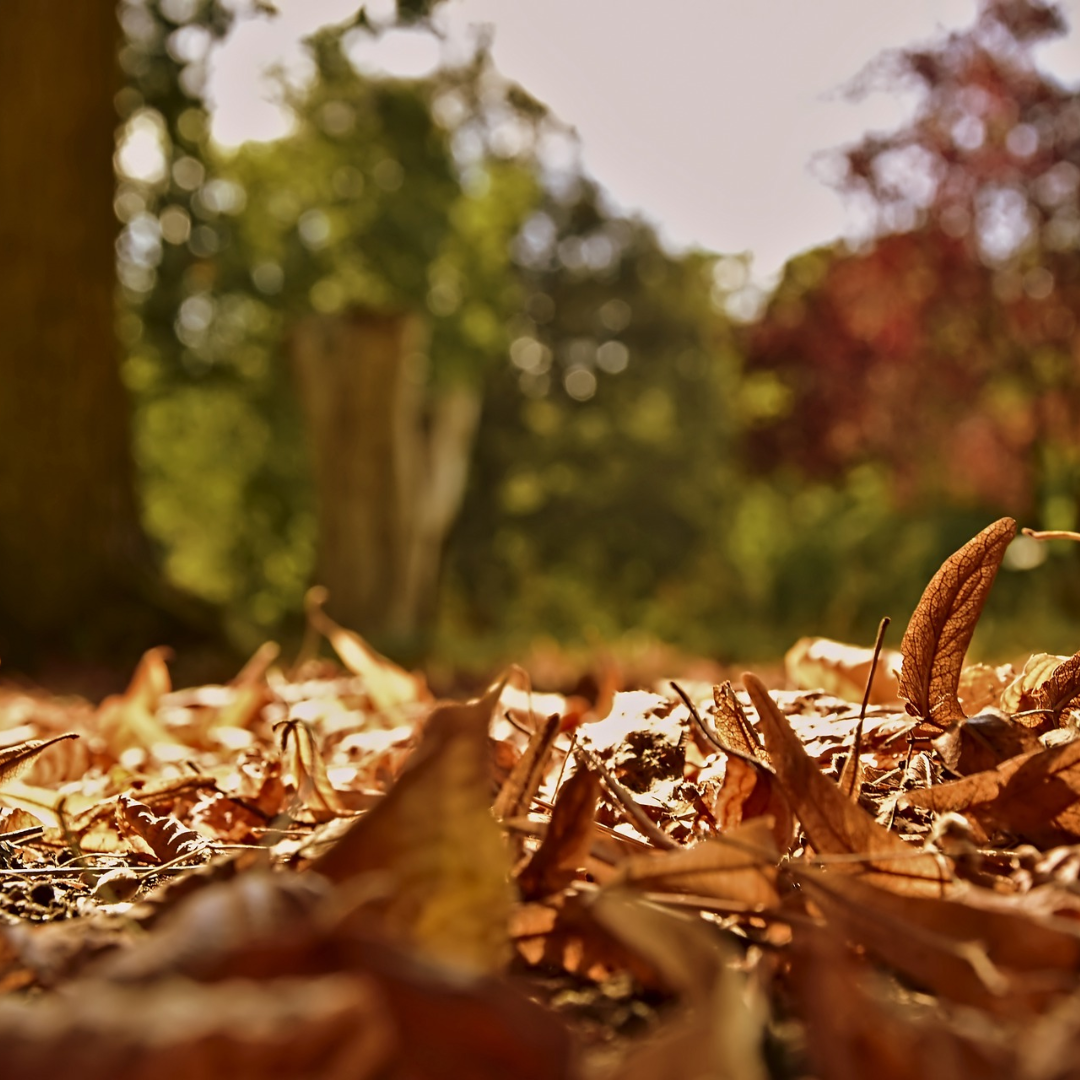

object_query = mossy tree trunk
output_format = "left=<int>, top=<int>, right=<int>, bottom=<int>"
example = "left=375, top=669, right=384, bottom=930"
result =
left=0, top=3, right=199, bottom=675
left=291, top=309, right=481, bottom=648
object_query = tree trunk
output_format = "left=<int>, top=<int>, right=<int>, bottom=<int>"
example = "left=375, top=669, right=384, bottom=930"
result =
left=0, top=4, right=212, bottom=678
left=291, top=310, right=481, bottom=647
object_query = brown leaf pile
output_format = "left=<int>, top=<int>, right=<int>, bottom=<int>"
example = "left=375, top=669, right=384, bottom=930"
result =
left=6, top=519, right=1080, bottom=1077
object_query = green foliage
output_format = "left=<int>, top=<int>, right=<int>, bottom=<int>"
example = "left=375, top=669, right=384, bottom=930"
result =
left=115, top=0, right=1080, bottom=665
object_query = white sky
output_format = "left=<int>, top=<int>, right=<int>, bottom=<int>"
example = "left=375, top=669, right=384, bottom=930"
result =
left=207, top=0, right=1080, bottom=282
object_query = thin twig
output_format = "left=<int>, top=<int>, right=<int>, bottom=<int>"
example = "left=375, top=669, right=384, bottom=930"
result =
left=1022, top=527, right=1080, bottom=542
left=841, top=616, right=890, bottom=800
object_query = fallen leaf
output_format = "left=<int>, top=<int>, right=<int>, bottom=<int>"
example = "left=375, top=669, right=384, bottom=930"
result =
left=742, top=673, right=950, bottom=895
left=611, top=816, right=780, bottom=909
left=304, top=587, right=424, bottom=715
left=785, top=636, right=903, bottom=706
left=0, top=733, right=80, bottom=788
left=116, top=794, right=210, bottom=864
left=711, top=680, right=763, bottom=758
left=276, top=718, right=347, bottom=822
left=492, top=713, right=560, bottom=822
left=796, top=869, right=1056, bottom=1013
left=309, top=678, right=513, bottom=973
left=903, top=736, right=1080, bottom=845
left=932, top=710, right=1044, bottom=774
left=0, top=974, right=394, bottom=1080
left=793, top=867, right=1080, bottom=976
left=898, top=517, right=1016, bottom=727
left=1032, top=651, right=1080, bottom=721
left=517, top=763, right=601, bottom=900
left=792, top=926, right=1013, bottom=1080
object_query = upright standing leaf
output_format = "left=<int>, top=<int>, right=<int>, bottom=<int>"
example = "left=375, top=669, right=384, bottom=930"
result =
left=899, top=518, right=1016, bottom=727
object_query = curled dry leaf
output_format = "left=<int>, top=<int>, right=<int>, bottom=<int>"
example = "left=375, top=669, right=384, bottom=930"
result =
left=277, top=718, right=346, bottom=822
left=1024, top=651, right=1080, bottom=721
left=903, top=737, right=1080, bottom=846
left=742, top=673, right=950, bottom=896
left=0, top=732, right=79, bottom=788
left=116, top=794, right=210, bottom=864
left=899, top=517, right=1016, bottom=728
left=309, top=677, right=513, bottom=973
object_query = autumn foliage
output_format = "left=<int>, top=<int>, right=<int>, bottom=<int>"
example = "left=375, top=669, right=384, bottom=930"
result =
left=2, top=520, right=1080, bottom=1075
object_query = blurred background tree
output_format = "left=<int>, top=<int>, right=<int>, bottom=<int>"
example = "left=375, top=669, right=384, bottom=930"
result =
left=0, top=1, right=221, bottom=679
left=2, top=0, right=1076, bottom=687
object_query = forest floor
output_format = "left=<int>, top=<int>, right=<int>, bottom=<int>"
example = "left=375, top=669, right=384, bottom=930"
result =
left=2, top=517, right=1080, bottom=1079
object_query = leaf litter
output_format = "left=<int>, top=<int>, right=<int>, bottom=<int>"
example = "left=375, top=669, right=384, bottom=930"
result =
left=9, top=516, right=1080, bottom=1075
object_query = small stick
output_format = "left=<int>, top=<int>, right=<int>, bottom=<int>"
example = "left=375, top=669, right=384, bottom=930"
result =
left=1022, top=527, right=1080, bottom=542
left=841, top=616, right=890, bottom=800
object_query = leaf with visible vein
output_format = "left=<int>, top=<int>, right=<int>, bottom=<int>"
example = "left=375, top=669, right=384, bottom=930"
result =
left=0, top=733, right=80, bottom=788
left=1032, top=650, right=1080, bottom=720
left=899, top=518, right=1016, bottom=727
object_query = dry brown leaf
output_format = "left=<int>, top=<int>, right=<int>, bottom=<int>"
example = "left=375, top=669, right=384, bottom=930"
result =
left=95, top=647, right=178, bottom=756
left=517, top=763, right=601, bottom=900
left=1032, top=651, right=1080, bottom=720
left=793, top=926, right=1013, bottom=1080
left=898, top=517, right=1016, bottom=727
left=0, top=733, right=79, bottom=788
left=304, top=587, right=424, bottom=714
left=277, top=718, right=347, bottom=822
left=492, top=713, right=560, bottom=821
left=932, top=711, right=1044, bottom=775
left=116, top=794, right=210, bottom=864
left=611, top=816, right=780, bottom=909
left=706, top=753, right=795, bottom=853
left=903, top=737, right=1080, bottom=845
left=742, top=673, right=950, bottom=895
left=711, top=680, right=762, bottom=758
left=796, top=870, right=1056, bottom=1014
left=785, top=636, right=903, bottom=706
left=793, top=868, right=1080, bottom=976
left=309, top=677, right=513, bottom=973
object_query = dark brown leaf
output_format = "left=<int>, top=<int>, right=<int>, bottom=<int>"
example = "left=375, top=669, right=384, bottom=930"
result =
left=899, top=517, right=1016, bottom=727
left=517, top=763, right=600, bottom=900
left=492, top=713, right=560, bottom=821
